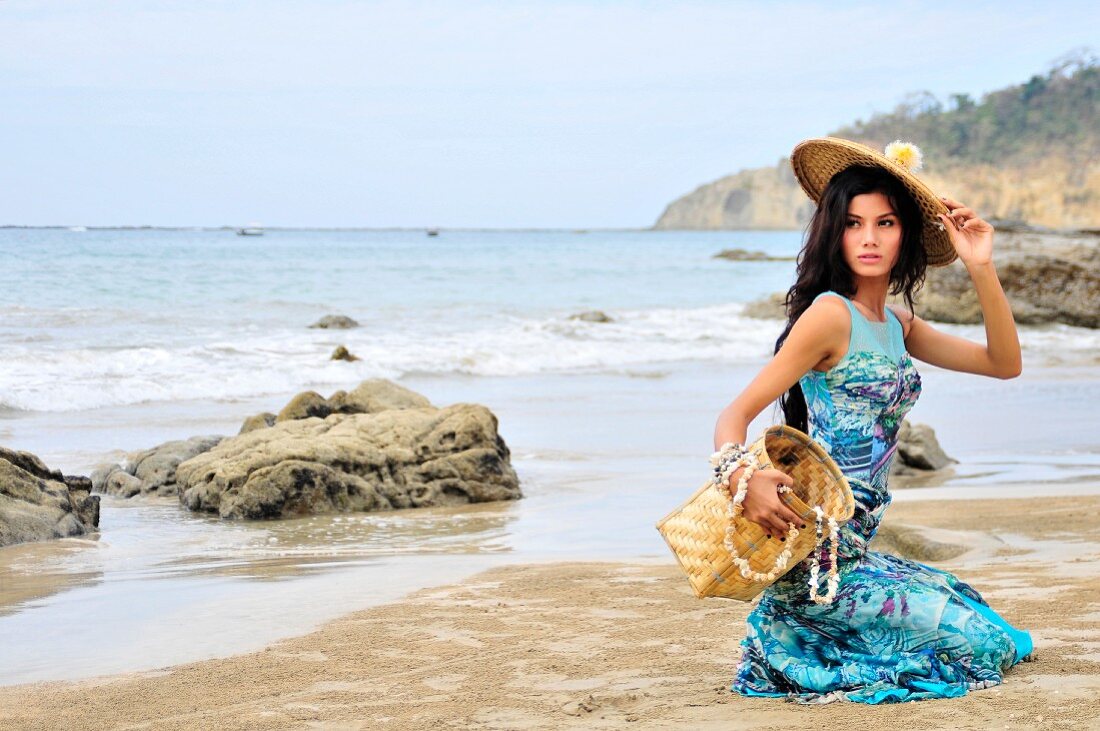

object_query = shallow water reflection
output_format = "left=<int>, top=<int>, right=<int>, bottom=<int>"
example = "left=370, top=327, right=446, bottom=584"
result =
left=0, top=538, right=103, bottom=619
left=0, top=495, right=524, bottom=686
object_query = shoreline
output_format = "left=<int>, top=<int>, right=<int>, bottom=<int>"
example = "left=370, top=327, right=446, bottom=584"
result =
left=6, top=358, right=1100, bottom=479
left=2, top=357, right=1099, bottom=692
left=3, top=494, right=1099, bottom=730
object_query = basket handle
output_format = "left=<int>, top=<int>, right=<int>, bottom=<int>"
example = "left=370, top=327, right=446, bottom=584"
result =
left=720, top=484, right=806, bottom=583
left=720, top=485, right=839, bottom=599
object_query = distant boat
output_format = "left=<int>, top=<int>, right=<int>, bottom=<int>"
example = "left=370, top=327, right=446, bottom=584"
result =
left=426, top=228, right=439, bottom=237
left=236, top=223, right=264, bottom=236
left=68, top=226, right=87, bottom=232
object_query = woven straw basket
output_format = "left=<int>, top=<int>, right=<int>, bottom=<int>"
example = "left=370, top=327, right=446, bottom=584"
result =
left=655, top=425, right=854, bottom=601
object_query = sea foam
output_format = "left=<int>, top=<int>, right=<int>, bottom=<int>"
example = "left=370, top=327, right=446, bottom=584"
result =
left=0, top=302, right=1095, bottom=412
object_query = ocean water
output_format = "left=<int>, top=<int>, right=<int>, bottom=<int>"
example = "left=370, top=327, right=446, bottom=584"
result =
left=3, top=227, right=1096, bottom=418
left=1, top=227, right=1098, bottom=685
left=0, top=228, right=794, bottom=414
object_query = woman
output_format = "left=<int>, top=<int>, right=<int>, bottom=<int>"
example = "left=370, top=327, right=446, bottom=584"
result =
left=712, top=138, right=1032, bottom=704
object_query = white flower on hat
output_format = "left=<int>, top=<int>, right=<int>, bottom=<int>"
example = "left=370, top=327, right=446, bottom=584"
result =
left=884, top=140, right=923, bottom=172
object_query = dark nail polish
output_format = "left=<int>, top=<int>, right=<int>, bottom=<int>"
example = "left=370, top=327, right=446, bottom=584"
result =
left=766, top=535, right=772, bottom=539
left=800, top=524, right=807, bottom=529
left=780, top=537, right=786, bottom=542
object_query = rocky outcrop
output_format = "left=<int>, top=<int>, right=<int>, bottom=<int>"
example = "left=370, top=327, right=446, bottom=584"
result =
left=94, top=381, right=440, bottom=502
left=654, top=160, right=815, bottom=230
left=327, top=379, right=432, bottom=415
left=309, top=315, right=359, bottom=329
left=276, top=391, right=332, bottom=423
left=0, top=446, right=100, bottom=547
left=742, top=293, right=787, bottom=320
left=272, top=380, right=431, bottom=426
left=713, top=248, right=795, bottom=261
left=915, top=233, right=1100, bottom=327
left=736, top=230, right=1100, bottom=329
left=92, top=435, right=225, bottom=498
left=568, top=310, right=614, bottom=323
left=331, top=345, right=361, bottom=362
left=654, top=158, right=1100, bottom=232
left=175, top=402, right=521, bottom=520
left=239, top=412, right=277, bottom=434
left=89, top=379, right=512, bottom=519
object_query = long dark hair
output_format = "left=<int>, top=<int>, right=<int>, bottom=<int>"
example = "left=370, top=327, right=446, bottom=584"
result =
left=775, top=165, right=928, bottom=432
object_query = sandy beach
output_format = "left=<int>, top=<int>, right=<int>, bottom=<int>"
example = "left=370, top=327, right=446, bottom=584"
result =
left=3, top=9, right=1099, bottom=730
left=2, top=493, right=1098, bottom=730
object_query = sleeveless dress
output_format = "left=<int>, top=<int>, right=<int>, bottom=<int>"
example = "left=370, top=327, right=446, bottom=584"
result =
left=731, top=291, right=1032, bottom=704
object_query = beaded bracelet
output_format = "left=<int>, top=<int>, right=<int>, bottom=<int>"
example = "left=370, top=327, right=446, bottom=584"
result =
left=708, top=446, right=801, bottom=583
left=710, top=441, right=746, bottom=481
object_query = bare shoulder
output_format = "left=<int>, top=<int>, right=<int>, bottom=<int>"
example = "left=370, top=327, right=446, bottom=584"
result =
left=793, top=294, right=850, bottom=334
left=725, top=295, right=851, bottom=423
left=787, top=295, right=850, bottom=365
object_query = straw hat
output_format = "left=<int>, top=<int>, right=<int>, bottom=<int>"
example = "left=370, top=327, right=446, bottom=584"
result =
left=790, top=137, right=957, bottom=267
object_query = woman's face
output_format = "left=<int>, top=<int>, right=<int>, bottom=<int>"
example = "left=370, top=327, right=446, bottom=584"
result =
left=842, top=191, right=902, bottom=277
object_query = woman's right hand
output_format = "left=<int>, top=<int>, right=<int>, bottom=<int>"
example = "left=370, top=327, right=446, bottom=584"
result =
left=728, top=466, right=806, bottom=539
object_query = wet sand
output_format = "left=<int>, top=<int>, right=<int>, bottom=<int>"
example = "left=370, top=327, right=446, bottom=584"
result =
left=2, top=494, right=1099, bottom=730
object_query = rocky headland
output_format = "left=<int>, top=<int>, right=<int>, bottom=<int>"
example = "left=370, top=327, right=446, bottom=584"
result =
left=655, top=59, right=1100, bottom=232
left=654, top=158, right=1100, bottom=233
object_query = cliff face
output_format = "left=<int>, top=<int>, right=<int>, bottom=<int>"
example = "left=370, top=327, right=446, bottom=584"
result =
left=656, top=57, right=1100, bottom=231
left=653, top=161, right=813, bottom=230
left=654, top=156, right=1100, bottom=231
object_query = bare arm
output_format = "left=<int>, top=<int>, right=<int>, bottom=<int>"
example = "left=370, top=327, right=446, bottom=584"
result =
left=712, top=297, right=848, bottom=536
left=714, top=296, right=848, bottom=448
left=889, top=197, right=1022, bottom=379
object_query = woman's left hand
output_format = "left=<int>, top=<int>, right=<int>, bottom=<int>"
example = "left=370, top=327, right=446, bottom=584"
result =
left=938, top=195, right=994, bottom=267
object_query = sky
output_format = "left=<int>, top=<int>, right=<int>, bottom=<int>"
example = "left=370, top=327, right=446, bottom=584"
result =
left=2, top=1, right=1097, bottom=228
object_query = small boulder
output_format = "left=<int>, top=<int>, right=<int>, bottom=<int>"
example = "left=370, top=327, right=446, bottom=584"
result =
left=568, top=310, right=614, bottom=323
left=90, top=463, right=124, bottom=492
left=895, top=421, right=955, bottom=471
left=330, top=345, right=361, bottom=362
left=0, top=446, right=100, bottom=547
left=96, top=436, right=226, bottom=498
left=130, top=436, right=226, bottom=494
left=309, top=315, right=360, bottom=330
left=276, top=391, right=332, bottom=423
left=239, top=412, right=277, bottom=434
left=713, top=248, right=794, bottom=261
left=328, top=379, right=431, bottom=415
left=106, top=471, right=144, bottom=498
left=742, top=292, right=787, bottom=320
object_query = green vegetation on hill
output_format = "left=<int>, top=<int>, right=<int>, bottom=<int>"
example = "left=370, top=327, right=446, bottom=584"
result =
left=831, top=49, right=1098, bottom=168
left=654, top=49, right=1100, bottom=230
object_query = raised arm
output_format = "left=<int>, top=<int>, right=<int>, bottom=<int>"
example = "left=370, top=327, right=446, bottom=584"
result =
left=890, top=196, right=1022, bottom=379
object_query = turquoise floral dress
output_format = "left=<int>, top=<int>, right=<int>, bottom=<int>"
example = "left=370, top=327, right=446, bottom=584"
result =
left=731, top=291, right=1032, bottom=704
